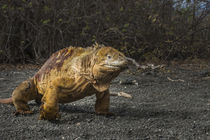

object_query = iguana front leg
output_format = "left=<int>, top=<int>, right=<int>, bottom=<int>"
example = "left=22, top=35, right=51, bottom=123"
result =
left=95, top=90, right=113, bottom=116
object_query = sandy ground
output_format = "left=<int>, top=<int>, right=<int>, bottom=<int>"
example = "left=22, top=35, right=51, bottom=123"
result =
left=0, top=64, right=210, bottom=140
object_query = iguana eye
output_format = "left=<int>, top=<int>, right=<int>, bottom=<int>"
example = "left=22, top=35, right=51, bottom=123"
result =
left=107, top=55, right=112, bottom=59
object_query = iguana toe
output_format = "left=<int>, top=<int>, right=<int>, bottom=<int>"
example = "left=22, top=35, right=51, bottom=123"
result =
left=14, top=110, right=33, bottom=116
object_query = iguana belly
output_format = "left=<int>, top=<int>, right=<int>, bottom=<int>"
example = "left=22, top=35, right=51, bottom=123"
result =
left=57, top=77, right=97, bottom=103
left=35, top=71, right=98, bottom=103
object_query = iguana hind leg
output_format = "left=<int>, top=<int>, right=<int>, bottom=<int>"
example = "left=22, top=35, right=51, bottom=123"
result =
left=12, top=78, right=37, bottom=114
left=39, top=77, right=76, bottom=120
left=39, top=78, right=70, bottom=120
left=39, top=85, right=60, bottom=120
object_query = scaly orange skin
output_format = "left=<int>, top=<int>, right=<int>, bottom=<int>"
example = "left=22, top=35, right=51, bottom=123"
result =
left=0, top=44, right=128, bottom=120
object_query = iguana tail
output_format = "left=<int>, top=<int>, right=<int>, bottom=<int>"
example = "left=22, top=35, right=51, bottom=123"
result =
left=0, top=97, right=13, bottom=104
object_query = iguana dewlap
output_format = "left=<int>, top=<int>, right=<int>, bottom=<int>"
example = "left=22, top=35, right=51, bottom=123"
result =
left=0, top=44, right=128, bottom=120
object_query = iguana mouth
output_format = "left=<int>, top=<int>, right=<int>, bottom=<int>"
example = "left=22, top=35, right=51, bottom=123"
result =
left=103, top=64, right=120, bottom=68
left=103, top=63, right=128, bottom=70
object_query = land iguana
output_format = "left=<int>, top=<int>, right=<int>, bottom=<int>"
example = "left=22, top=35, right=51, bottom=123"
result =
left=0, top=44, right=132, bottom=120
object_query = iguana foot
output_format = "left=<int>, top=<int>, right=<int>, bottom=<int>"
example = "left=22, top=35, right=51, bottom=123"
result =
left=39, top=105, right=60, bottom=120
left=14, top=110, right=33, bottom=115
left=96, top=112, right=115, bottom=116
left=39, top=111, right=60, bottom=120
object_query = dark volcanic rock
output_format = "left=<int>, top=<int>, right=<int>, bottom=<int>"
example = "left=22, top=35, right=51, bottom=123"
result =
left=0, top=66, right=210, bottom=139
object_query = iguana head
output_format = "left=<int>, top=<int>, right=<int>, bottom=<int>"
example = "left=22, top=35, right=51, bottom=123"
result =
left=92, top=46, right=128, bottom=92
left=94, top=47, right=128, bottom=71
